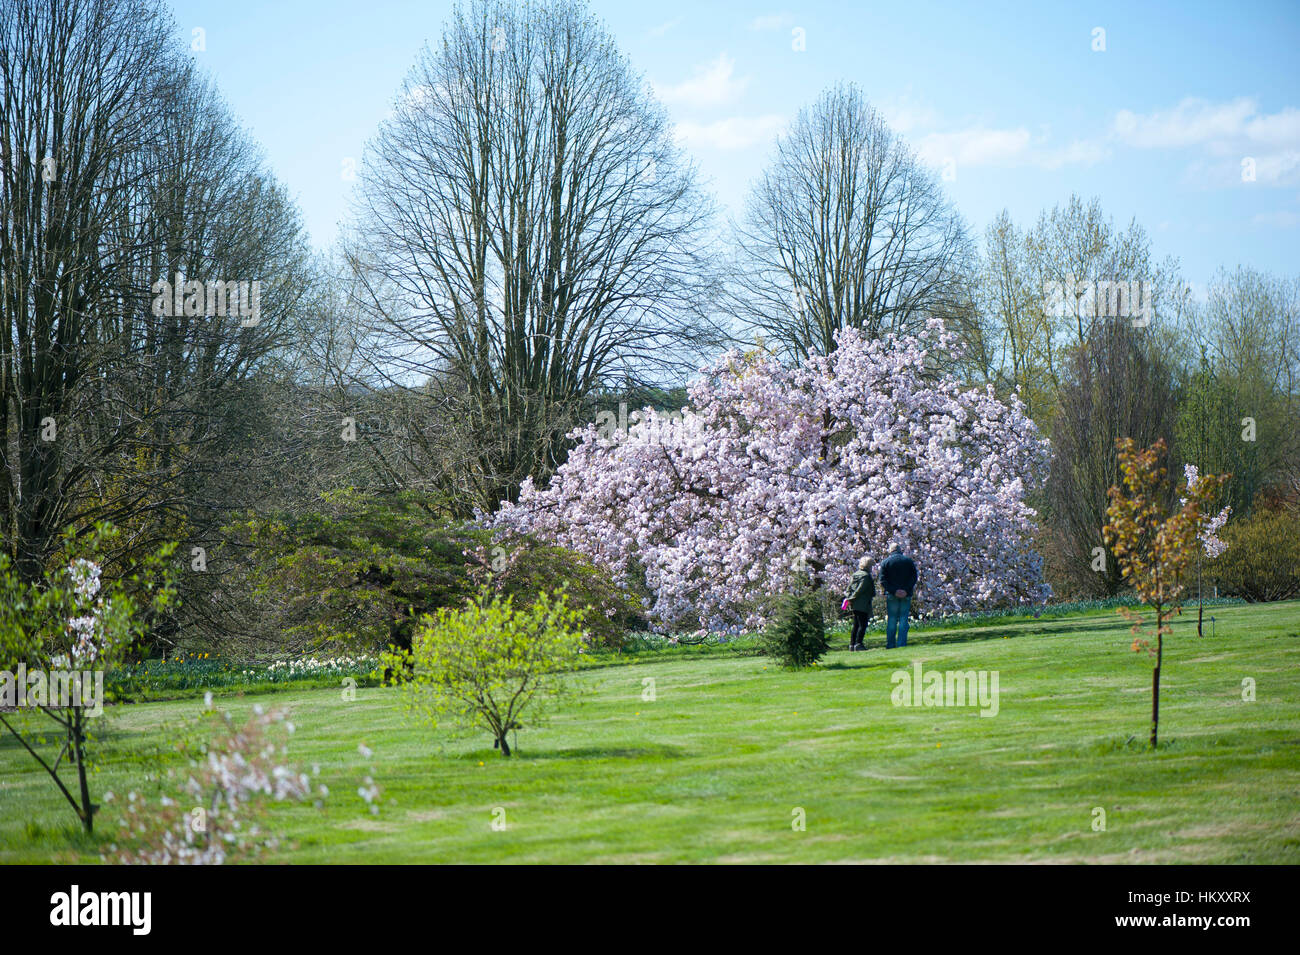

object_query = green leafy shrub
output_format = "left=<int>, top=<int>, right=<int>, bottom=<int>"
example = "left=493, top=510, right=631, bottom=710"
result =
left=1212, top=507, right=1300, bottom=602
left=234, top=490, right=644, bottom=656
left=467, top=534, right=647, bottom=650
left=759, top=591, right=828, bottom=668
left=380, top=587, right=586, bottom=755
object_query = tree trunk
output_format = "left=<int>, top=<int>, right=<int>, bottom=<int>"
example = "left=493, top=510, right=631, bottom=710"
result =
left=72, top=709, right=94, bottom=834
left=496, top=733, right=511, bottom=757
left=1150, top=617, right=1163, bottom=750
left=1197, top=557, right=1204, bottom=637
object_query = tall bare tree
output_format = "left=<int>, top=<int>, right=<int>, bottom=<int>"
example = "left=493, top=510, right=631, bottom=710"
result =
left=974, top=211, right=1054, bottom=418
left=1024, top=195, right=1188, bottom=399
left=346, top=0, right=718, bottom=514
left=0, top=0, right=312, bottom=664
left=1046, top=318, right=1180, bottom=596
left=0, top=0, right=176, bottom=579
left=1179, top=266, right=1300, bottom=514
left=725, top=83, right=972, bottom=361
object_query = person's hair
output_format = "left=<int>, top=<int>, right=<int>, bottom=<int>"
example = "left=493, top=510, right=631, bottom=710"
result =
left=858, top=556, right=871, bottom=571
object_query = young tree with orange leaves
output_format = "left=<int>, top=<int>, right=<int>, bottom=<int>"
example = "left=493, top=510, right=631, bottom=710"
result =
left=1103, top=439, right=1229, bottom=748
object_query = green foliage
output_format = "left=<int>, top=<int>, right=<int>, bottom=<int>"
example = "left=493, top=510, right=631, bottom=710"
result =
left=236, top=489, right=478, bottom=652
left=1212, top=507, right=1300, bottom=602
left=236, top=490, right=643, bottom=654
left=759, top=590, right=828, bottom=668
left=470, top=534, right=646, bottom=649
left=381, top=587, right=586, bottom=755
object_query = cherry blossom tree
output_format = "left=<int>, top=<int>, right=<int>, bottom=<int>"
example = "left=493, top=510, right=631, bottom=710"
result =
left=492, top=320, right=1051, bottom=631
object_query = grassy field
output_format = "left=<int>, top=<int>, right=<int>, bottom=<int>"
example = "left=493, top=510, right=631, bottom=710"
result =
left=3, top=601, right=1298, bottom=864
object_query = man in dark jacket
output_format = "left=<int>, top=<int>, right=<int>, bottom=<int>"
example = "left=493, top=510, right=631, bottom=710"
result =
left=845, top=556, right=876, bottom=651
left=878, top=544, right=918, bottom=648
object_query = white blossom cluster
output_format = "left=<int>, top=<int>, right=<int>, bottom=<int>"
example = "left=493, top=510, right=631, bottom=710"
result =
left=1182, top=464, right=1232, bottom=559
left=106, top=705, right=317, bottom=865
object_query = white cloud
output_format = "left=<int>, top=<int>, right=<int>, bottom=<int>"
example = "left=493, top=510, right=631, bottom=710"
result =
left=902, top=94, right=1299, bottom=182
left=748, top=13, right=793, bottom=31
left=648, top=17, right=682, bottom=39
left=1113, top=97, right=1257, bottom=150
left=655, top=54, right=749, bottom=107
left=878, top=93, right=940, bottom=135
left=1184, top=151, right=1300, bottom=187
left=1244, top=107, right=1300, bottom=146
left=878, top=92, right=1107, bottom=172
left=914, top=125, right=1111, bottom=172
left=1114, top=97, right=1300, bottom=186
left=1039, top=139, right=1112, bottom=169
left=917, top=127, right=1032, bottom=167
left=674, top=114, right=786, bottom=151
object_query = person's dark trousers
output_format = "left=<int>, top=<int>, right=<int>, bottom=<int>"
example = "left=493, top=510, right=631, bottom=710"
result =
left=850, top=611, right=870, bottom=647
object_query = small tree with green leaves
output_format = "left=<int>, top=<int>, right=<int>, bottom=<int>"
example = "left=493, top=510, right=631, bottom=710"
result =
left=0, top=524, right=177, bottom=833
left=381, top=587, right=586, bottom=755
left=1103, top=439, right=1229, bottom=748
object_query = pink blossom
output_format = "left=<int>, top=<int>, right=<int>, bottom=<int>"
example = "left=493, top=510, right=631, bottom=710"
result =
left=491, top=322, right=1052, bottom=630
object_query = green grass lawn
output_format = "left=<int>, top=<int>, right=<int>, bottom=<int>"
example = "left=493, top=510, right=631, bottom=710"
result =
left=3, top=601, right=1298, bottom=863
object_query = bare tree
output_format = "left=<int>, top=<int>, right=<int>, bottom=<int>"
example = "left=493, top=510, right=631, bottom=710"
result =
left=0, top=0, right=175, bottom=579
left=346, top=0, right=718, bottom=514
left=1046, top=318, right=1180, bottom=596
left=724, top=83, right=972, bottom=361
left=0, top=0, right=313, bottom=664
left=973, top=197, right=1189, bottom=429
left=974, top=211, right=1055, bottom=418
left=1024, top=195, right=1188, bottom=398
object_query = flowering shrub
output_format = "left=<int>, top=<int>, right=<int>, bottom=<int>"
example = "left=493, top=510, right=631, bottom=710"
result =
left=1182, top=465, right=1231, bottom=559
left=105, top=703, right=320, bottom=865
left=494, top=321, right=1051, bottom=631
left=0, top=523, right=176, bottom=833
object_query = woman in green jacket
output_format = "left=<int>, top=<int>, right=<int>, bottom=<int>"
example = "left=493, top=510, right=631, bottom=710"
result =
left=845, top=556, right=876, bottom=651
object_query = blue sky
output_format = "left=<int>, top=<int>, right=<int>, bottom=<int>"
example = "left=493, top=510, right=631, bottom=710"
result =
left=169, top=0, right=1300, bottom=289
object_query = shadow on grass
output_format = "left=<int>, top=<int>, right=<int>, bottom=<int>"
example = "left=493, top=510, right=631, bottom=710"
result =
left=462, top=743, right=688, bottom=762
left=819, top=658, right=901, bottom=671
left=897, top=616, right=1139, bottom=647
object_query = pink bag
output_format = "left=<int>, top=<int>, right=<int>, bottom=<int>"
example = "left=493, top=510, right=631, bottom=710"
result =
left=841, top=598, right=851, bottom=612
